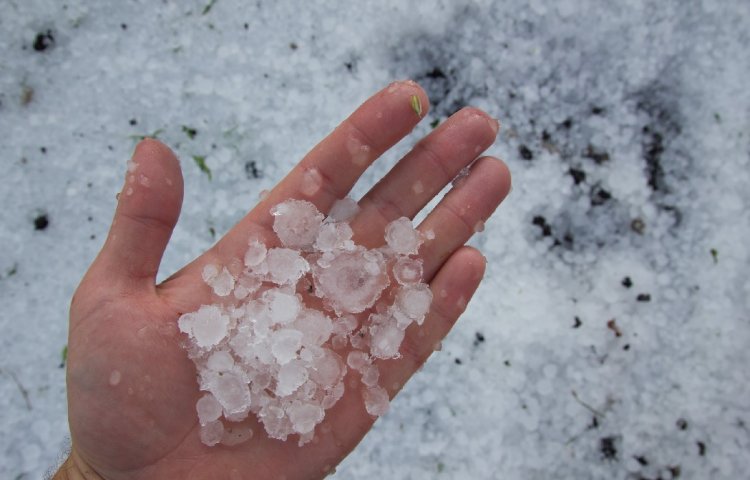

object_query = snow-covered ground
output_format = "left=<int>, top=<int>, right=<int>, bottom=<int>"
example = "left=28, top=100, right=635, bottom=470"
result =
left=1, top=0, right=748, bottom=478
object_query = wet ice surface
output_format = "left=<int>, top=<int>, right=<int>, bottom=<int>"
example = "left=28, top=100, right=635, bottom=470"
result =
left=2, top=1, right=749, bottom=478
left=178, top=200, right=431, bottom=446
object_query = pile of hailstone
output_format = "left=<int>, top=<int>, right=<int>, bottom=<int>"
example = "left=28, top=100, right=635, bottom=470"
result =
left=177, top=198, right=434, bottom=447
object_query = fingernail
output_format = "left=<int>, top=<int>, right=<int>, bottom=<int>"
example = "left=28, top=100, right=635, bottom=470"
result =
left=489, top=117, right=500, bottom=134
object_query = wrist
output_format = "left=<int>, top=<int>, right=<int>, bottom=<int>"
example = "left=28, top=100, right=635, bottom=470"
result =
left=53, top=448, right=105, bottom=480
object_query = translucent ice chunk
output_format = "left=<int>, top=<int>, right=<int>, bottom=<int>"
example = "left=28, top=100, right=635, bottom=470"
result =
left=276, top=360, right=309, bottom=396
left=202, top=264, right=219, bottom=283
left=314, top=222, right=354, bottom=252
left=265, top=248, right=309, bottom=285
left=271, top=199, right=324, bottom=248
left=361, top=364, right=380, bottom=387
left=196, top=393, right=223, bottom=425
left=322, top=380, right=345, bottom=409
left=244, top=239, right=267, bottom=267
left=200, top=420, right=225, bottom=446
left=178, top=305, right=230, bottom=349
left=271, top=329, right=304, bottom=364
left=210, top=372, right=252, bottom=415
left=396, top=284, right=433, bottom=324
left=207, top=267, right=235, bottom=297
left=363, top=385, right=390, bottom=417
left=346, top=350, right=370, bottom=371
left=309, top=349, right=344, bottom=389
left=312, top=248, right=389, bottom=314
left=384, top=217, right=422, bottom=255
left=327, top=197, right=360, bottom=222
left=220, top=423, right=254, bottom=446
left=369, top=321, right=404, bottom=359
left=264, top=289, right=301, bottom=325
left=392, top=257, right=423, bottom=285
left=292, top=309, right=333, bottom=346
left=207, top=350, right=234, bottom=372
left=288, top=403, right=324, bottom=434
left=332, top=315, right=358, bottom=335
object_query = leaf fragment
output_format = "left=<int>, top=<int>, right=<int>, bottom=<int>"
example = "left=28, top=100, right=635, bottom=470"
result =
left=193, top=155, right=212, bottom=180
left=410, top=95, right=422, bottom=117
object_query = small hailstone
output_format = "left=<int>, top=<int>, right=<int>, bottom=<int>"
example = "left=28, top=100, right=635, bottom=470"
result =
left=424, top=229, right=435, bottom=240
left=396, top=284, right=433, bottom=324
left=393, top=257, right=423, bottom=284
left=271, top=199, right=324, bottom=248
left=210, top=372, right=252, bottom=415
left=178, top=305, right=230, bottom=349
left=384, top=217, right=422, bottom=255
left=331, top=334, right=348, bottom=350
left=202, top=264, right=219, bottom=283
left=300, top=168, right=323, bottom=197
left=309, top=349, right=344, bottom=388
left=292, top=309, right=333, bottom=346
left=264, top=289, right=301, bottom=325
left=363, top=385, right=390, bottom=417
left=328, top=197, right=360, bottom=222
left=200, top=420, right=225, bottom=446
left=347, top=351, right=370, bottom=371
left=276, top=360, right=309, bottom=396
left=452, top=166, right=470, bottom=187
left=271, top=329, right=304, bottom=364
left=332, top=315, right=358, bottom=335
left=361, top=364, right=380, bottom=387
left=312, top=248, right=389, bottom=314
left=322, top=381, right=345, bottom=409
left=244, top=239, right=267, bottom=267
left=288, top=403, right=324, bottom=435
left=207, top=267, right=235, bottom=297
left=369, top=321, right=405, bottom=359
left=266, top=248, right=309, bottom=285
left=196, top=393, right=223, bottom=425
left=207, top=350, right=235, bottom=372
left=314, top=222, right=354, bottom=252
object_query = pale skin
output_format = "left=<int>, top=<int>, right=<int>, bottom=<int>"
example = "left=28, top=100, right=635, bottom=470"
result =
left=54, top=81, right=511, bottom=480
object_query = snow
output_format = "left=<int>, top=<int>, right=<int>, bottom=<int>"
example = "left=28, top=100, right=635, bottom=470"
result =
left=1, top=0, right=749, bottom=478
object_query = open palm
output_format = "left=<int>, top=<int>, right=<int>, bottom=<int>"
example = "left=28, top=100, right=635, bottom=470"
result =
left=61, top=81, right=511, bottom=480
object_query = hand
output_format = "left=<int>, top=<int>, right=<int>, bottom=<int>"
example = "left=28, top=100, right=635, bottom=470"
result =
left=58, top=81, right=511, bottom=480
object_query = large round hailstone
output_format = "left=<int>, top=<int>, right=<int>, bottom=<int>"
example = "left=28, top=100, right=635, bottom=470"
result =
left=312, top=248, right=389, bottom=314
left=384, top=217, right=422, bottom=255
left=271, top=199, right=324, bottom=248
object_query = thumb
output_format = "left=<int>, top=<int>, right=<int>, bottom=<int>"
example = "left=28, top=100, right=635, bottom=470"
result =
left=88, top=138, right=184, bottom=293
